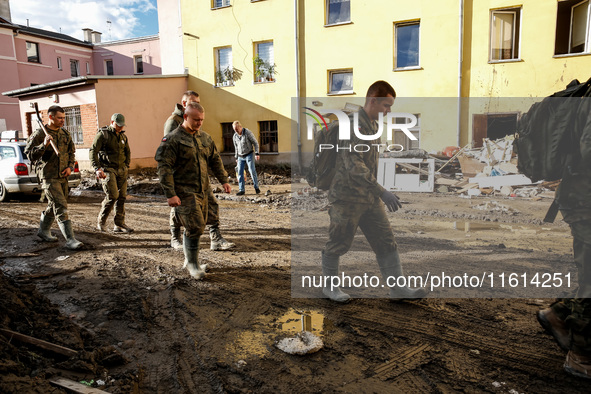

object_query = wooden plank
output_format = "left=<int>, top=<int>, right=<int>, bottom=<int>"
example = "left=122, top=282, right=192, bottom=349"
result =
left=49, top=377, right=110, bottom=394
left=0, top=328, right=78, bottom=358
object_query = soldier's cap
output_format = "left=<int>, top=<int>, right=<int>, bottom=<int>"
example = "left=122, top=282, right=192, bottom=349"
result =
left=111, top=113, right=125, bottom=127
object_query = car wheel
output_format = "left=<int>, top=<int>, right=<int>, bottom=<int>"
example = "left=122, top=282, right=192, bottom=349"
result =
left=0, top=181, right=9, bottom=202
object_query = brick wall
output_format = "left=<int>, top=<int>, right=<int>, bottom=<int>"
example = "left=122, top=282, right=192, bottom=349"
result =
left=80, top=103, right=98, bottom=149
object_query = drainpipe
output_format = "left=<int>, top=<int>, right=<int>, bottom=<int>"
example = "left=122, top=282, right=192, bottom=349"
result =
left=295, top=0, right=302, bottom=173
left=457, top=0, right=464, bottom=147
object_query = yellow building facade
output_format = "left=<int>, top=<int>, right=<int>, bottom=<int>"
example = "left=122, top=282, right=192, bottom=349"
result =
left=175, top=0, right=591, bottom=163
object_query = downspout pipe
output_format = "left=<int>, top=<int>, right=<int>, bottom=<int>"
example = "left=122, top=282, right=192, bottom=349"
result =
left=457, top=0, right=464, bottom=147
left=295, top=0, right=302, bottom=173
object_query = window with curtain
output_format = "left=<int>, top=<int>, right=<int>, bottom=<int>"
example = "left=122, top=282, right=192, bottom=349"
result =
left=329, top=70, right=353, bottom=94
left=63, top=106, right=84, bottom=145
left=326, top=0, right=350, bottom=25
left=395, top=21, right=420, bottom=68
left=490, top=8, right=521, bottom=61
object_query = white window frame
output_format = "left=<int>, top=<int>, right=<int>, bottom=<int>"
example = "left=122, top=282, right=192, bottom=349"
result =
left=326, top=0, right=351, bottom=26
left=86, top=62, right=90, bottom=75
left=57, top=56, right=62, bottom=70
left=489, top=8, right=521, bottom=61
left=104, top=59, right=113, bottom=75
left=215, top=46, right=234, bottom=87
left=569, top=0, right=591, bottom=53
left=328, top=69, right=353, bottom=95
left=394, top=21, right=421, bottom=70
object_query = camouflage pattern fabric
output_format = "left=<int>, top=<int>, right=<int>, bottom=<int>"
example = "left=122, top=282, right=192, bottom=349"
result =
left=324, top=201, right=397, bottom=258
left=98, top=167, right=129, bottom=226
left=25, top=127, right=76, bottom=181
left=41, top=178, right=69, bottom=223
left=163, top=104, right=184, bottom=136
left=169, top=187, right=220, bottom=228
left=89, top=126, right=130, bottom=172
left=175, top=192, right=208, bottom=239
left=155, top=125, right=228, bottom=198
left=25, top=126, right=76, bottom=224
left=328, top=108, right=386, bottom=205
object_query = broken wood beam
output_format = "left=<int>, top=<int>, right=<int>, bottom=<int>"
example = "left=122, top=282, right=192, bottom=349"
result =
left=49, top=377, right=110, bottom=394
left=0, top=328, right=78, bottom=358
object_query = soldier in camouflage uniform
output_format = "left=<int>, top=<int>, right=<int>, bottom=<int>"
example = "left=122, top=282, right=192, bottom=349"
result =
left=90, top=113, right=133, bottom=233
left=164, top=90, right=235, bottom=251
left=25, top=105, right=83, bottom=250
left=537, top=103, right=591, bottom=378
left=155, top=102, right=231, bottom=279
left=322, top=81, right=427, bottom=303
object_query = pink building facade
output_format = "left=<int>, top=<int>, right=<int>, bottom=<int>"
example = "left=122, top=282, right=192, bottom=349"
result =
left=0, top=17, right=162, bottom=132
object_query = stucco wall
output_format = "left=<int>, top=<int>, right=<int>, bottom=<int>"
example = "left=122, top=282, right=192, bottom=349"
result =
left=93, top=37, right=161, bottom=76
left=94, top=76, right=187, bottom=168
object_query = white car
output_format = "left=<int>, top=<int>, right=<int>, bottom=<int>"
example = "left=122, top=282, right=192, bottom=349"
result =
left=0, top=138, right=81, bottom=202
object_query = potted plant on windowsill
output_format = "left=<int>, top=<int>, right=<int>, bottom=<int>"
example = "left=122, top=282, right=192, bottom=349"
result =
left=253, top=55, right=267, bottom=83
left=265, top=62, right=278, bottom=82
left=223, top=66, right=243, bottom=86
left=215, top=70, right=226, bottom=87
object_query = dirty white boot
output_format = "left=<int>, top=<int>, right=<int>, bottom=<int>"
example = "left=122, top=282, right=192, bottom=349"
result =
left=183, top=234, right=206, bottom=279
left=209, top=226, right=235, bottom=251
left=376, top=250, right=428, bottom=299
left=57, top=220, right=83, bottom=250
left=37, top=212, right=58, bottom=242
left=322, top=252, right=350, bottom=303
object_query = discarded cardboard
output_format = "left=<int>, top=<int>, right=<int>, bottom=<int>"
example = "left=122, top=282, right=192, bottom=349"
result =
left=458, top=155, right=486, bottom=178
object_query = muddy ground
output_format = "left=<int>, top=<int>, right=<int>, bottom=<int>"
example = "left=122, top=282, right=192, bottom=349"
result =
left=1, top=170, right=590, bottom=393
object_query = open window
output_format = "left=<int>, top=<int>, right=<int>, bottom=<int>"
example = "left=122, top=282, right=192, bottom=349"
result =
left=490, top=8, right=521, bottom=61
left=556, top=0, right=591, bottom=55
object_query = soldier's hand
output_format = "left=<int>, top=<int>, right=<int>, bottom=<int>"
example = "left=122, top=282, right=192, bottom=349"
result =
left=96, top=169, right=106, bottom=179
left=43, top=134, right=53, bottom=147
left=168, top=196, right=181, bottom=207
left=222, top=183, right=231, bottom=194
left=61, top=167, right=72, bottom=177
left=380, top=190, right=402, bottom=212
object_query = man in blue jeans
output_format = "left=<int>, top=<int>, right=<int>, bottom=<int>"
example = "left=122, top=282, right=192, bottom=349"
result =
left=232, top=120, right=260, bottom=195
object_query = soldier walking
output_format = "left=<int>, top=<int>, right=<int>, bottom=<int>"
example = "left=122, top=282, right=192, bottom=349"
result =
left=322, top=81, right=427, bottom=302
left=90, top=113, right=133, bottom=233
left=25, top=105, right=83, bottom=250
left=156, top=102, right=231, bottom=279
left=164, top=90, right=235, bottom=251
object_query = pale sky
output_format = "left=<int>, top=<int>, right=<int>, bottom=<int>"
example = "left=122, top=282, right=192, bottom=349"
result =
left=9, top=0, right=159, bottom=42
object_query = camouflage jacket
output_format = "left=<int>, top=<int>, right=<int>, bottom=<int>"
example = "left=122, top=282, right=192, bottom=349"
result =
left=328, top=108, right=387, bottom=204
left=163, top=104, right=184, bottom=136
left=89, top=126, right=131, bottom=172
left=155, top=125, right=228, bottom=198
left=25, top=126, right=76, bottom=181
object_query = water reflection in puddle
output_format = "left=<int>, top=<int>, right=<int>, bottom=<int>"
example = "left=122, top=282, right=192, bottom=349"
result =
left=275, top=308, right=328, bottom=336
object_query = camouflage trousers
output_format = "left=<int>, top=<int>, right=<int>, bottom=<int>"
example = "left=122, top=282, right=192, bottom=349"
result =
left=98, top=168, right=128, bottom=226
left=170, top=187, right=219, bottom=231
left=550, top=220, right=591, bottom=355
left=42, top=178, right=69, bottom=223
left=324, top=200, right=397, bottom=258
left=175, top=191, right=208, bottom=239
